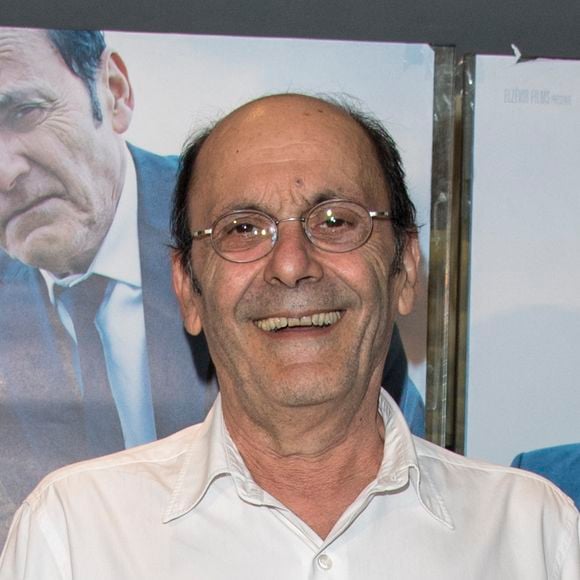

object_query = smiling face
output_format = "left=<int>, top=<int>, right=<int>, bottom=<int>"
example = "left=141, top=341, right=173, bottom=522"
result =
left=173, top=95, right=418, bottom=431
left=0, top=29, right=133, bottom=275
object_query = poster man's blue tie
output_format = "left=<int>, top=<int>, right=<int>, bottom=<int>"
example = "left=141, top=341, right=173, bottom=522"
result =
left=57, top=275, right=124, bottom=455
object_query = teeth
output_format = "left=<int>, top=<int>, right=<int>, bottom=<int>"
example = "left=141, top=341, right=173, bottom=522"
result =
left=255, top=311, right=342, bottom=332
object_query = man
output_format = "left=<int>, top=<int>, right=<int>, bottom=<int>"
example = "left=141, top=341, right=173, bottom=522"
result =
left=1, top=94, right=577, bottom=578
left=0, top=29, right=421, bottom=547
left=0, top=27, right=217, bottom=540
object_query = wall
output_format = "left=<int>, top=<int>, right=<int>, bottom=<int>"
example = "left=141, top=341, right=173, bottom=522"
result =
left=2, top=0, right=580, bottom=59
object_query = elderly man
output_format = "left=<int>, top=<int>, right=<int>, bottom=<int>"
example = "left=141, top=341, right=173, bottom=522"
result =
left=0, top=29, right=421, bottom=549
left=3, top=94, right=572, bottom=579
left=0, top=27, right=217, bottom=539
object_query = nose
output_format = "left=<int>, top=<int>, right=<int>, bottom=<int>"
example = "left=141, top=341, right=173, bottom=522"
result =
left=263, top=220, right=323, bottom=288
left=0, top=138, right=31, bottom=193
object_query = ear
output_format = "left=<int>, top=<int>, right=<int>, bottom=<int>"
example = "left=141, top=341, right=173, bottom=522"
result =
left=171, top=252, right=203, bottom=336
left=101, top=50, right=134, bottom=134
left=397, top=234, right=420, bottom=316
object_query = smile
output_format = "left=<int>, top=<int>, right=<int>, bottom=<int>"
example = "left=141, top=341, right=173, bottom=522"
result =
left=254, top=311, right=342, bottom=332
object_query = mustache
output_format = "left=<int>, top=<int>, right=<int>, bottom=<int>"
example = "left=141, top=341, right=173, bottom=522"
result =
left=236, top=281, right=358, bottom=321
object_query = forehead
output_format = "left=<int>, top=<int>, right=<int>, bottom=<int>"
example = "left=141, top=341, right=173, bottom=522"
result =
left=193, top=97, right=386, bottom=215
left=0, top=29, right=64, bottom=88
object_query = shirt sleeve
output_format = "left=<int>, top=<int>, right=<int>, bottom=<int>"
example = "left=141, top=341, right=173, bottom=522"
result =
left=0, top=501, right=66, bottom=580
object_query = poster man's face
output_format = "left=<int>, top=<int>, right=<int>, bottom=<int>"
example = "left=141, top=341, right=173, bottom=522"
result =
left=0, top=28, right=133, bottom=275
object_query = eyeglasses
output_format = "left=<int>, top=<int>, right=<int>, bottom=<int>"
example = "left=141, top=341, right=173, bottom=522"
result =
left=190, top=199, right=391, bottom=263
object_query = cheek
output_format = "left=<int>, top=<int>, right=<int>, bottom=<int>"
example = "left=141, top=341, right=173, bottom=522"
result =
left=38, top=119, right=114, bottom=187
left=193, top=250, right=259, bottom=320
left=39, top=112, right=91, bottom=161
left=30, top=133, right=88, bottom=195
left=346, top=242, right=394, bottom=301
left=339, top=249, right=398, bottom=346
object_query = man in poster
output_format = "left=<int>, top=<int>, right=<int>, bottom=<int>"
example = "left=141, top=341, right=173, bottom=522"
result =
left=0, top=27, right=218, bottom=537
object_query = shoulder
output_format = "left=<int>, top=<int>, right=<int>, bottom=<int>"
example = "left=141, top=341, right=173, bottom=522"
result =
left=25, top=421, right=206, bottom=508
left=414, top=436, right=572, bottom=493
left=411, top=439, right=580, bottom=576
left=127, top=144, right=179, bottom=230
left=414, top=437, right=578, bottom=518
left=128, top=143, right=179, bottom=178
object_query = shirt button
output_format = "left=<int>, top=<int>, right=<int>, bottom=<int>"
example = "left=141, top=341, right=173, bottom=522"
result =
left=317, top=554, right=333, bottom=570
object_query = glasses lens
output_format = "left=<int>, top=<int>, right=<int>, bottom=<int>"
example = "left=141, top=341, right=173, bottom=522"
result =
left=212, top=211, right=276, bottom=262
left=306, top=201, right=371, bottom=252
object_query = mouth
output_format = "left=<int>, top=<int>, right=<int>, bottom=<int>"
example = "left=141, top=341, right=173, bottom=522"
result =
left=3, top=196, right=61, bottom=229
left=254, top=310, right=343, bottom=332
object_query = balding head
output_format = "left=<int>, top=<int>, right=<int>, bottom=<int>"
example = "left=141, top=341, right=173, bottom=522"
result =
left=196, top=95, right=377, bottom=185
left=171, top=94, right=417, bottom=279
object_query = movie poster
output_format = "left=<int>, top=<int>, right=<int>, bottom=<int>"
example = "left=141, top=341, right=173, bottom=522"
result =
left=0, top=27, right=435, bottom=545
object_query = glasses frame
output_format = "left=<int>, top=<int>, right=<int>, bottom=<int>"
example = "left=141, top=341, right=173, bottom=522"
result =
left=190, top=198, right=391, bottom=263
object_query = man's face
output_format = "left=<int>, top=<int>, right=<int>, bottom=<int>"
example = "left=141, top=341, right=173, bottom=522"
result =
left=0, top=29, right=133, bottom=274
left=174, top=96, right=418, bottom=427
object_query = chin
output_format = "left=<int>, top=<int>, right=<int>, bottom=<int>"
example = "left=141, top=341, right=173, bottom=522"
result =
left=271, top=374, right=351, bottom=408
left=14, top=229, right=90, bottom=274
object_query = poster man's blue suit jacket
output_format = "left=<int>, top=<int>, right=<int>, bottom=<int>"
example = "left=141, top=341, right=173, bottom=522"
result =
left=0, top=146, right=217, bottom=528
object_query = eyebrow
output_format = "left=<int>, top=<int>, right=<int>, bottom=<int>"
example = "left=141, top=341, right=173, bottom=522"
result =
left=212, top=190, right=349, bottom=217
left=0, top=89, right=53, bottom=113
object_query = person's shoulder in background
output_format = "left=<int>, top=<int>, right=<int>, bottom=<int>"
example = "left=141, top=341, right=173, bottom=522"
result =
left=380, top=323, right=425, bottom=438
left=398, top=376, right=425, bottom=438
left=511, top=443, right=580, bottom=509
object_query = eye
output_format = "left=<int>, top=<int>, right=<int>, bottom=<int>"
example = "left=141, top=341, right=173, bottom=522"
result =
left=322, top=214, right=349, bottom=228
left=213, top=212, right=276, bottom=253
left=310, top=208, right=357, bottom=236
left=225, top=219, right=264, bottom=238
left=2, top=102, right=50, bottom=133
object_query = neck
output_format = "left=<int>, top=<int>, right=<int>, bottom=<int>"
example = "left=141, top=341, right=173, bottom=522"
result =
left=223, top=386, right=385, bottom=538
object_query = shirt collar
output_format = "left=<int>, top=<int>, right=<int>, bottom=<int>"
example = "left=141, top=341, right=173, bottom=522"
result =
left=163, top=390, right=454, bottom=530
left=41, top=145, right=140, bottom=301
left=374, top=391, right=455, bottom=530
left=163, top=395, right=232, bottom=523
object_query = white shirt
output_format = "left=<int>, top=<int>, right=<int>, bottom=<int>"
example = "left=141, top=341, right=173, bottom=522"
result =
left=40, top=147, right=156, bottom=447
left=1, top=391, right=578, bottom=580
